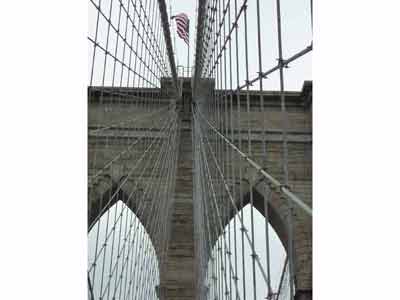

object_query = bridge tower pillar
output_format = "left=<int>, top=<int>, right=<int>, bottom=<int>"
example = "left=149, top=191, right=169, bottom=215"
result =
left=159, top=78, right=195, bottom=299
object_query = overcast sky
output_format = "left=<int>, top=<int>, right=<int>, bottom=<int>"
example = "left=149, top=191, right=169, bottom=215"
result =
left=168, top=0, right=311, bottom=91
left=89, top=0, right=311, bottom=91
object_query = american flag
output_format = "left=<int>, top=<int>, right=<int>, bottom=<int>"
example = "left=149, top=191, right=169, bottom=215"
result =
left=171, top=13, right=189, bottom=45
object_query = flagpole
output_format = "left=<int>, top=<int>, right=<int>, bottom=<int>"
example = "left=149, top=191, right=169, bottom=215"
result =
left=187, top=41, right=190, bottom=77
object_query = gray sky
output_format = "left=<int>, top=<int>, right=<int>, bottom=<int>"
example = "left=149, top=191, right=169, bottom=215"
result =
left=168, top=0, right=311, bottom=91
left=210, top=204, right=287, bottom=299
left=88, top=201, right=160, bottom=300
left=89, top=0, right=311, bottom=91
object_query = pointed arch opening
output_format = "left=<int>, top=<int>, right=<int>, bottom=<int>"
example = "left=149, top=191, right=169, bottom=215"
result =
left=205, top=203, right=291, bottom=300
left=88, top=200, right=160, bottom=299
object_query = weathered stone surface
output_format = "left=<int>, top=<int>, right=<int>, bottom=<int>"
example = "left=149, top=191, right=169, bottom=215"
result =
left=88, top=80, right=312, bottom=299
left=160, top=122, right=196, bottom=299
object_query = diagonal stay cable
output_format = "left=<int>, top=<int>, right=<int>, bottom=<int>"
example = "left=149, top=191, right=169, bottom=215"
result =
left=102, top=116, right=178, bottom=297
left=88, top=107, right=173, bottom=184
left=89, top=112, right=177, bottom=269
left=195, top=116, right=242, bottom=300
left=89, top=104, right=170, bottom=134
left=88, top=111, right=176, bottom=232
left=195, top=107, right=273, bottom=286
left=100, top=119, right=176, bottom=298
left=196, top=107, right=312, bottom=217
left=88, top=114, right=177, bottom=285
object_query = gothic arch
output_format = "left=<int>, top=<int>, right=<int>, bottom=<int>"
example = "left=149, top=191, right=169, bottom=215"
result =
left=209, top=172, right=312, bottom=295
left=88, top=174, right=163, bottom=261
left=88, top=200, right=161, bottom=300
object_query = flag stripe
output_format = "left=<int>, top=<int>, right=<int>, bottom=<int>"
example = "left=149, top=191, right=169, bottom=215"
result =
left=177, top=33, right=188, bottom=40
left=176, top=26, right=188, bottom=36
left=176, top=21, right=188, bottom=34
left=175, top=19, right=187, bottom=28
left=177, top=27, right=188, bottom=38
